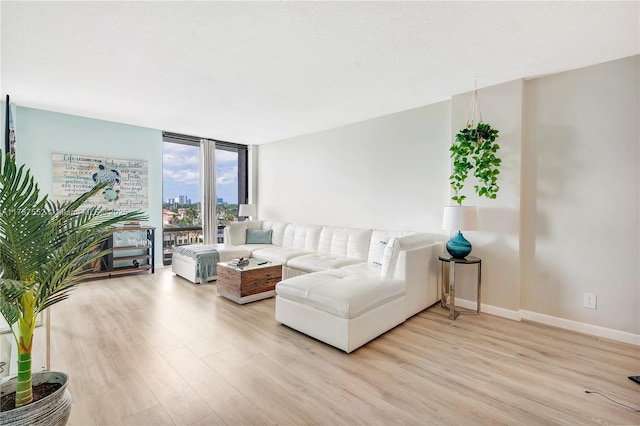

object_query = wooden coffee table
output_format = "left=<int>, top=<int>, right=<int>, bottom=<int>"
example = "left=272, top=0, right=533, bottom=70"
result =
left=216, top=258, right=282, bottom=304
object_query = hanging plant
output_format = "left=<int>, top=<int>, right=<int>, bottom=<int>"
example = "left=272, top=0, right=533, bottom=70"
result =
left=449, top=122, right=501, bottom=205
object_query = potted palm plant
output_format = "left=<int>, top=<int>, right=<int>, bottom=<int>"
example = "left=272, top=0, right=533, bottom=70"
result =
left=0, top=152, right=147, bottom=424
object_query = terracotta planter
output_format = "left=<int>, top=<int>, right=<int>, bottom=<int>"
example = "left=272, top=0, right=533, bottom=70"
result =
left=0, top=371, right=72, bottom=426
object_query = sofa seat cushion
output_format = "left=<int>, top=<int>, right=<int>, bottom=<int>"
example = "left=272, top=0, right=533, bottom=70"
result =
left=210, top=244, right=253, bottom=261
left=251, top=246, right=313, bottom=264
left=231, top=244, right=273, bottom=255
left=339, top=262, right=383, bottom=278
left=276, top=271, right=405, bottom=319
left=286, top=253, right=364, bottom=273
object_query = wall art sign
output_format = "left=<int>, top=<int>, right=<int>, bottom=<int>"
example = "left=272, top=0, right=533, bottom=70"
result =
left=52, top=152, right=149, bottom=208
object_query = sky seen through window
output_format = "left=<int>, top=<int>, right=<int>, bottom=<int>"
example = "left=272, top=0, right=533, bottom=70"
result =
left=162, top=142, right=239, bottom=204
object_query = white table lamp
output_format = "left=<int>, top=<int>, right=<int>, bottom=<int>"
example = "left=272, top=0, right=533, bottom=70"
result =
left=442, top=205, right=478, bottom=258
left=238, top=204, right=256, bottom=221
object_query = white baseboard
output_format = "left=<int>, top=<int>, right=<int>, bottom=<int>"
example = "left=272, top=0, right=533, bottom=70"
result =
left=455, top=298, right=522, bottom=321
left=455, top=298, right=639, bottom=346
left=519, top=310, right=640, bottom=346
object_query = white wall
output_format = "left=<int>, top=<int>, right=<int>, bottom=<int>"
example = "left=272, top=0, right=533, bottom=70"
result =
left=256, top=55, right=639, bottom=340
left=450, top=80, right=523, bottom=312
left=521, top=55, right=639, bottom=334
left=257, top=101, right=451, bottom=232
left=13, top=107, right=164, bottom=261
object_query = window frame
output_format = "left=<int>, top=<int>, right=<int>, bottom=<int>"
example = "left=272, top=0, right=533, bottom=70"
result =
left=162, top=131, right=249, bottom=205
left=162, top=132, right=248, bottom=263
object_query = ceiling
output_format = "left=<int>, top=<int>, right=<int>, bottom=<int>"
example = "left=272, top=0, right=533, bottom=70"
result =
left=1, top=1, right=638, bottom=145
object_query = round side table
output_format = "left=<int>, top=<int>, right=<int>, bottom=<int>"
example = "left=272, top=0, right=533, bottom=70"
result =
left=439, top=254, right=481, bottom=320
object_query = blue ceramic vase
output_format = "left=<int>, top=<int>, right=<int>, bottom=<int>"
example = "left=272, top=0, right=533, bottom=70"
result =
left=446, top=231, right=472, bottom=258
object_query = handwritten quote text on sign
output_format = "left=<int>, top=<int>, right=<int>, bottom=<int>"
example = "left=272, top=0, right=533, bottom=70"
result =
left=52, top=152, right=149, bottom=209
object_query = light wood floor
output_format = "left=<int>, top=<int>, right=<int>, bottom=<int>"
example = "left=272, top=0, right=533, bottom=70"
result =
left=50, top=267, right=639, bottom=425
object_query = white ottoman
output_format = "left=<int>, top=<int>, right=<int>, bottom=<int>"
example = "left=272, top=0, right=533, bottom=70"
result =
left=172, top=243, right=252, bottom=284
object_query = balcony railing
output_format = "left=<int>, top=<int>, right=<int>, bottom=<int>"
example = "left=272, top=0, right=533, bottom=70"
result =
left=162, top=225, right=225, bottom=265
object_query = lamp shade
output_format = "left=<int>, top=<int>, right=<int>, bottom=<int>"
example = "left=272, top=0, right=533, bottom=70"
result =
left=238, top=203, right=256, bottom=218
left=442, top=206, right=478, bottom=258
left=442, top=205, right=478, bottom=232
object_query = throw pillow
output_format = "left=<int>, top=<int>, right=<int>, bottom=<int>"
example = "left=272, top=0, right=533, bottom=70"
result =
left=246, top=229, right=273, bottom=244
left=372, top=240, right=387, bottom=266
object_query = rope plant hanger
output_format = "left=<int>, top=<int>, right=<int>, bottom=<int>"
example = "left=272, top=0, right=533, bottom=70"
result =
left=449, top=78, right=502, bottom=205
left=466, top=77, right=483, bottom=127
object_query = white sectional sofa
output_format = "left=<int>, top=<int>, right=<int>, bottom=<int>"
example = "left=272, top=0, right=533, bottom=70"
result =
left=172, top=220, right=443, bottom=352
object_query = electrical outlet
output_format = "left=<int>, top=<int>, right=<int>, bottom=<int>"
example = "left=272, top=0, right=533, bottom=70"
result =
left=583, top=293, right=597, bottom=309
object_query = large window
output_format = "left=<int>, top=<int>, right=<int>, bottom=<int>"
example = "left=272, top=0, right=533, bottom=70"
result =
left=162, top=132, right=248, bottom=264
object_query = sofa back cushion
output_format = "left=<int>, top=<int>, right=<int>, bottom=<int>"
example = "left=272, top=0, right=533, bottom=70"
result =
left=317, top=226, right=372, bottom=261
left=260, top=221, right=289, bottom=246
left=367, top=229, right=438, bottom=277
left=281, top=224, right=322, bottom=251
left=380, top=233, right=437, bottom=278
left=225, top=220, right=264, bottom=245
left=366, top=230, right=414, bottom=264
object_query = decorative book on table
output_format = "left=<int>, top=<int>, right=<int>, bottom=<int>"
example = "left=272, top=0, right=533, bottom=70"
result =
left=229, top=258, right=250, bottom=267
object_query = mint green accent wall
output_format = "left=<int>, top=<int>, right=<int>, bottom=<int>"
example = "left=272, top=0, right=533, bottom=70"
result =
left=13, top=107, right=163, bottom=262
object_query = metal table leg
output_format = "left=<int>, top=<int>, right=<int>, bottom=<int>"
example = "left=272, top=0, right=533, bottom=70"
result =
left=448, top=261, right=459, bottom=320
